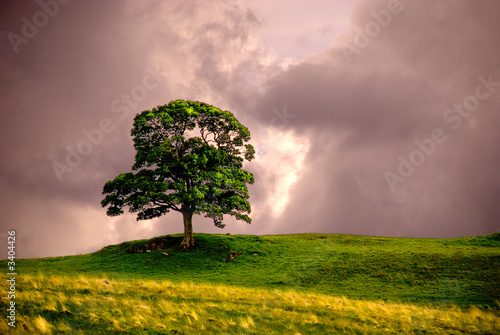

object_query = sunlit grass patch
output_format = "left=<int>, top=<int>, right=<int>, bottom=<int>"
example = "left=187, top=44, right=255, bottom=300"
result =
left=3, top=273, right=498, bottom=334
left=33, top=316, right=51, bottom=333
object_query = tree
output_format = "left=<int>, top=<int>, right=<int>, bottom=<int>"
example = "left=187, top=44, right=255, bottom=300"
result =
left=101, top=100, right=255, bottom=250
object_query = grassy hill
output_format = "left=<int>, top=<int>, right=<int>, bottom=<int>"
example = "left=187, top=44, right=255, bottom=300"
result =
left=1, top=233, right=499, bottom=334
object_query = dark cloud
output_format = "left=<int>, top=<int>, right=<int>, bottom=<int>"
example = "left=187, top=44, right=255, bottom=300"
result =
left=251, top=0, right=500, bottom=238
left=1, top=0, right=499, bottom=258
left=0, top=0, right=273, bottom=258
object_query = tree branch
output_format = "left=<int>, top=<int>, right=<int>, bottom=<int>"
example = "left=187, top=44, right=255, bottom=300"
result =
left=153, top=200, right=180, bottom=212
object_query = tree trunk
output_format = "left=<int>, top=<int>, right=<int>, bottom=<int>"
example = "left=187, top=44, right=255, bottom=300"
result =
left=180, top=210, right=195, bottom=250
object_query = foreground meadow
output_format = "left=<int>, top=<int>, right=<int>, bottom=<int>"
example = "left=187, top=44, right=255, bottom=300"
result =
left=1, top=233, right=499, bottom=333
left=0, top=274, right=499, bottom=334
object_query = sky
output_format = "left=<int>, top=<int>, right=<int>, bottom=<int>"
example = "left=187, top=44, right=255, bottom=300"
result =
left=1, top=0, right=499, bottom=259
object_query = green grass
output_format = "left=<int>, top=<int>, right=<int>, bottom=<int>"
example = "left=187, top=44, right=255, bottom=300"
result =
left=1, top=233, right=499, bottom=333
left=1, top=274, right=499, bottom=334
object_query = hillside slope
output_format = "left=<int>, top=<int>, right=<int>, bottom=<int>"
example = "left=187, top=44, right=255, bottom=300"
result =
left=9, top=233, right=500, bottom=308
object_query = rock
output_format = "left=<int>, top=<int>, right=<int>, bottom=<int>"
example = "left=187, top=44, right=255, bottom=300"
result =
left=126, top=236, right=180, bottom=253
left=226, top=252, right=241, bottom=261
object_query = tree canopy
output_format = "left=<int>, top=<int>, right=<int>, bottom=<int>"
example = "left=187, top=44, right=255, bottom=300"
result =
left=101, top=100, right=255, bottom=249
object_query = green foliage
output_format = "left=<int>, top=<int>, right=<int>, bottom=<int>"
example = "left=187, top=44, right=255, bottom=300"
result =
left=101, top=100, right=255, bottom=228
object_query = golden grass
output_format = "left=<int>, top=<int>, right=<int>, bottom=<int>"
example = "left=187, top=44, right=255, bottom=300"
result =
left=0, top=273, right=498, bottom=334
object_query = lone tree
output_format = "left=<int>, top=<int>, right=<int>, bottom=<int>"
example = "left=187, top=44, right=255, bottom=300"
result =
left=101, top=100, right=255, bottom=250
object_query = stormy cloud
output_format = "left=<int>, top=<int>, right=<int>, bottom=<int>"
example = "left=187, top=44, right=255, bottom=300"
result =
left=0, top=0, right=498, bottom=258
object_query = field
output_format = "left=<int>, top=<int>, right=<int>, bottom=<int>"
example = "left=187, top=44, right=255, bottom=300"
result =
left=1, top=233, right=499, bottom=334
